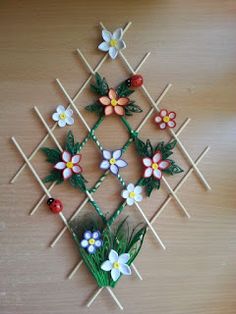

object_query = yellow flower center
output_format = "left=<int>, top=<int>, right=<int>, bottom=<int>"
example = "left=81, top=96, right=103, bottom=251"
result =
left=152, top=163, right=158, bottom=170
left=66, top=161, right=73, bottom=169
left=113, top=262, right=120, bottom=269
left=163, top=116, right=170, bottom=123
left=109, top=158, right=116, bottom=165
left=60, top=112, right=66, bottom=120
left=129, top=191, right=136, bottom=198
left=111, top=98, right=117, bottom=106
left=110, top=39, right=118, bottom=47
left=89, top=238, right=95, bottom=245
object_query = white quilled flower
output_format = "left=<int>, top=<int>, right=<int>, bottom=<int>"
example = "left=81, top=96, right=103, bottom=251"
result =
left=54, top=151, right=82, bottom=180
left=100, top=149, right=127, bottom=176
left=142, top=151, right=170, bottom=180
left=52, top=105, right=74, bottom=127
left=121, top=183, right=143, bottom=206
left=98, top=28, right=126, bottom=60
left=101, top=249, right=131, bottom=281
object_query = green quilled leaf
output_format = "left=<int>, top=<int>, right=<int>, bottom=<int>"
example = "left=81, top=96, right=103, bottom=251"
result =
left=41, top=147, right=61, bottom=164
left=116, top=81, right=134, bottom=97
left=85, top=102, right=104, bottom=115
left=90, top=73, right=109, bottom=96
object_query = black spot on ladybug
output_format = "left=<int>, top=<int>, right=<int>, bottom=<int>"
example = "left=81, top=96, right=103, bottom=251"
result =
left=47, top=198, right=54, bottom=206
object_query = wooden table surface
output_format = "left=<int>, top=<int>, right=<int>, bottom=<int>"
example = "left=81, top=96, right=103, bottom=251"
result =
left=0, top=1, right=236, bottom=313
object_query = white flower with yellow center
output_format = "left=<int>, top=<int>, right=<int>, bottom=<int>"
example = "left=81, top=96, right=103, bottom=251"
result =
left=100, top=149, right=127, bottom=176
left=101, top=249, right=131, bottom=281
left=52, top=105, right=74, bottom=128
left=98, top=28, right=126, bottom=60
left=121, top=183, right=143, bottom=206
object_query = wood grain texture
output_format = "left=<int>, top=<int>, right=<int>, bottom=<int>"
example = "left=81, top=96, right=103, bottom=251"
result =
left=0, top=1, right=236, bottom=313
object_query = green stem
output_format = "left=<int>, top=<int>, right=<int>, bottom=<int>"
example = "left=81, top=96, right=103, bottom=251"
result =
left=88, top=170, right=109, bottom=194
left=88, top=199, right=107, bottom=224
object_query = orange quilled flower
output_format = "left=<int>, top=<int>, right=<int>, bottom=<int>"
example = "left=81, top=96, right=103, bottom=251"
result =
left=99, top=88, right=129, bottom=116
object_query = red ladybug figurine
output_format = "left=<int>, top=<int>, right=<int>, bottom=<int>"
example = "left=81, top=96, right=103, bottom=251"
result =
left=126, top=74, right=143, bottom=88
left=47, top=198, right=63, bottom=214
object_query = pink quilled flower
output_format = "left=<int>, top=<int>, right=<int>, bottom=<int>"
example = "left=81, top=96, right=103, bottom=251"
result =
left=54, top=151, right=82, bottom=180
left=154, top=109, right=176, bottom=130
left=142, top=151, right=170, bottom=180
left=99, top=88, right=129, bottom=116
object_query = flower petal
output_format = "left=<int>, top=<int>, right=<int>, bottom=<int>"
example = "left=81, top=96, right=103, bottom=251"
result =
left=56, top=105, right=65, bottom=114
left=99, top=96, right=111, bottom=106
left=142, top=157, right=152, bottom=167
left=92, top=231, right=101, bottom=240
left=114, top=105, right=124, bottom=115
left=116, top=39, right=126, bottom=50
left=127, top=197, right=134, bottom=206
left=160, top=109, right=167, bottom=117
left=112, top=149, right=122, bottom=159
left=63, top=167, right=73, bottom=180
left=87, top=245, right=96, bottom=254
left=168, top=111, right=176, bottom=119
left=119, top=264, right=131, bottom=276
left=62, top=151, right=71, bottom=162
left=153, top=169, right=162, bottom=179
left=134, top=194, right=143, bottom=202
left=103, top=150, right=112, bottom=160
left=108, top=88, right=117, bottom=100
left=102, top=29, right=112, bottom=42
left=72, top=165, right=82, bottom=174
left=54, top=162, right=66, bottom=170
left=159, top=122, right=166, bottom=129
left=100, top=160, right=110, bottom=170
left=80, top=239, right=88, bottom=248
left=109, top=249, right=119, bottom=263
left=167, top=120, right=176, bottom=128
left=111, top=268, right=120, bottom=281
left=95, top=240, right=103, bottom=248
left=52, top=112, right=60, bottom=121
left=101, top=260, right=113, bottom=271
left=112, top=28, right=123, bottom=40
left=127, top=183, right=134, bottom=192
left=58, top=119, right=67, bottom=127
left=109, top=47, right=118, bottom=59
left=104, top=105, right=114, bottom=116
left=71, top=154, right=81, bottom=164
left=118, top=253, right=130, bottom=264
left=154, top=115, right=162, bottom=124
left=84, top=231, right=92, bottom=240
left=121, top=190, right=129, bottom=199
left=98, top=41, right=110, bottom=51
left=153, top=151, right=162, bottom=163
left=144, top=167, right=152, bottom=178
left=116, top=159, right=127, bottom=168
left=134, top=185, right=142, bottom=194
left=117, top=97, right=129, bottom=106
left=65, top=108, right=73, bottom=117
left=110, top=164, right=119, bottom=175
left=159, top=160, right=171, bottom=170
left=65, top=116, right=74, bottom=125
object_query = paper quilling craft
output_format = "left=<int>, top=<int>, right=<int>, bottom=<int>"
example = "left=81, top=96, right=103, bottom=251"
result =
left=11, top=22, right=211, bottom=310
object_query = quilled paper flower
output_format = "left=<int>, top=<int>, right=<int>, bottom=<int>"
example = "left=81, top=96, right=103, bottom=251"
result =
left=100, top=149, right=127, bottom=176
left=99, top=88, right=129, bottom=116
left=98, top=28, right=126, bottom=60
left=54, top=151, right=82, bottom=180
left=80, top=230, right=103, bottom=254
left=142, top=151, right=170, bottom=180
left=154, top=109, right=176, bottom=130
left=101, top=249, right=131, bottom=281
left=121, top=183, right=143, bottom=206
left=52, top=105, right=74, bottom=127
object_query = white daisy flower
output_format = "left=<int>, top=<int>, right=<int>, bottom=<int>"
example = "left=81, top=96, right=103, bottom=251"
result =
left=98, top=28, right=126, bottom=60
left=101, top=249, right=131, bottom=281
left=52, top=105, right=74, bottom=127
left=121, top=183, right=143, bottom=206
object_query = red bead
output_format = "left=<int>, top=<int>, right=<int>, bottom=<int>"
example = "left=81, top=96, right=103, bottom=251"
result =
left=47, top=198, right=63, bottom=214
left=130, top=75, right=143, bottom=88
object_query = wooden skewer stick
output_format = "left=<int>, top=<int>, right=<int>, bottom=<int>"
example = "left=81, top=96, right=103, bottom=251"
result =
left=86, top=287, right=104, bottom=308
left=150, top=146, right=210, bottom=224
left=10, top=22, right=132, bottom=185
left=106, top=287, right=124, bottom=310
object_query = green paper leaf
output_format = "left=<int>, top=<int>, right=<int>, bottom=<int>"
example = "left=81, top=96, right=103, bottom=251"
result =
left=163, top=160, right=184, bottom=175
left=42, top=169, right=63, bottom=184
left=85, top=102, right=104, bottom=115
left=41, top=147, right=61, bottom=164
left=69, top=174, right=86, bottom=192
left=65, top=131, right=75, bottom=154
left=134, top=137, right=148, bottom=157
left=90, top=73, right=109, bottom=96
left=116, top=82, right=134, bottom=97
left=124, top=101, right=143, bottom=116
left=145, top=139, right=153, bottom=157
